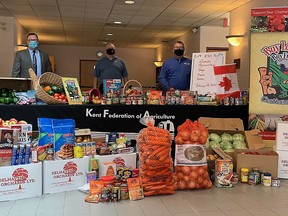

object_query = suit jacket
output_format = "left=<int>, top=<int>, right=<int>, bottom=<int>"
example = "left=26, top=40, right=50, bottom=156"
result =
left=11, top=49, right=52, bottom=78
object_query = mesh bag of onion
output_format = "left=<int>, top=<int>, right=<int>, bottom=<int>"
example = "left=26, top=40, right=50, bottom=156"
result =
left=173, top=119, right=212, bottom=190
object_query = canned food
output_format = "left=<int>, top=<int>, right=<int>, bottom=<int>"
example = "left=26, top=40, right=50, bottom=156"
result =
left=82, top=91, right=90, bottom=104
left=74, top=143, right=84, bottom=158
left=137, top=97, right=143, bottom=105
left=272, top=178, right=280, bottom=187
left=101, top=97, right=107, bottom=105
left=224, top=97, right=230, bottom=106
left=112, top=187, right=120, bottom=202
left=235, top=98, right=240, bottom=106
left=229, top=97, right=235, bottom=106
left=106, top=98, right=112, bottom=105
left=120, top=184, right=129, bottom=200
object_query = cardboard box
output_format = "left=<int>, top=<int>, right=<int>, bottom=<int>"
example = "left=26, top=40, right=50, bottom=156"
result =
left=276, top=150, right=288, bottom=179
left=0, top=128, right=19, bottom=166
left=199, top=117, right=265, bottom=149
left=43, top=156, right=89, bottom=194
left=103, top=79, right=122, bottom=97
left=235, top=149, right=278, bottom=178
left=100, top=162, right=116, bottom=177
left=0, top=162, right=42, bottom=201
left=10, top=124, right=33, bottom=144
left=276, top=121, right=288, bottom=151
left=94, top=153, right=137, bottom=177
left=75, top=128, right=92, bottom=143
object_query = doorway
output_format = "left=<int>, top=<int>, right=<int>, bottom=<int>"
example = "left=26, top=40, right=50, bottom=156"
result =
left=79, top=60, right=97, bottom=91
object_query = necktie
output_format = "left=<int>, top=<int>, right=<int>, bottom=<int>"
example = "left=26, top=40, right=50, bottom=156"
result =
left=32, top=50, right=37, bottom=75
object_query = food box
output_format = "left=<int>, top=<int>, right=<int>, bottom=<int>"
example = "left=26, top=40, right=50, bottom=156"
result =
left=276, top=150, right=288, bottom=179
left=100, top=162, right=116, bottom=177
left=94, top=153, right=137, bottom=177
left=103, top=79, right=122, bottom=97
left=0, top=162, right=42, bottom=201
left=75, top=128, right=92, bottom=143
left=235, top=149, right=278, bottom=178
left=10, top=124, right=33, bottom=144
left=0, top=128, right=19, bottom=167
left=199, top=117, right=265, bottom=150
left=276, top=121, right=288, bottom=151
left=43, top=156, right=89, bottom=194
left=0, top=77, right=32, bottom=91
left=213, top=147, right=233, bottom=188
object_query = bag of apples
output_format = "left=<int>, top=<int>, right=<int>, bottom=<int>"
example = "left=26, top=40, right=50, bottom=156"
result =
left=173, top=119, right=212, bottom=190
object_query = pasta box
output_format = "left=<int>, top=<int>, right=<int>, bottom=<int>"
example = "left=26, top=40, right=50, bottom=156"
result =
left=0, top=162, right=42, bottom=201
left=43, top=156, right=89, bottom=194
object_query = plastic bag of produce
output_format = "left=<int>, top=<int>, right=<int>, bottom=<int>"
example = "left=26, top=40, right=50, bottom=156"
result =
left=173, top=119, right=212, bottom=190
left=137, top=122, right=174, bottom=196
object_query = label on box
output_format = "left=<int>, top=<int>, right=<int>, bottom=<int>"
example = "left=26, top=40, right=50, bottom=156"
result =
left=103, top=79, right=122, bottom=97
left=175, top=144, right=206, bottom=166
left=214, top=159, right=233, bottom=188
left=277, top=150, right=288, bottom=179
left=43, top=157, right=89, bottom=194
left=276, top=121, right=288, bottom=151
left=0, top=163, right=42, bottom=201
left=10, top=124, right=32, bottom=144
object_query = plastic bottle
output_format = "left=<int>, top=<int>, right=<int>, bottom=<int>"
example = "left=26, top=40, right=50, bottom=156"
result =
left=263, top=172, right=272, bottom=186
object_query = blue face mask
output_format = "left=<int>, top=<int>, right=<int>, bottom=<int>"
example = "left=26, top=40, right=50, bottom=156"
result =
left=29, top=41, right=38, bottom=49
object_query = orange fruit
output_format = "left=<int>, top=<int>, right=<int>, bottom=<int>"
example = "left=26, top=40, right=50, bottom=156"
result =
left=43, top=85, right=51, bottom=92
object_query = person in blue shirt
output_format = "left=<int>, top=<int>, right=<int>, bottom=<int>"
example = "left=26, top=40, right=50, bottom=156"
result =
left=159, top=41, right=192, bottom=91
left=93, top=43, right=128, bottom=94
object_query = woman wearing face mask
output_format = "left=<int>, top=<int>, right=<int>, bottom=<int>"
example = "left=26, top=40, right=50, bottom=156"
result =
left=12, top=32, right=52, bottom=78
left=93, top=43, right=128, bottom=94
left=158, top=41, right=192, bottom=92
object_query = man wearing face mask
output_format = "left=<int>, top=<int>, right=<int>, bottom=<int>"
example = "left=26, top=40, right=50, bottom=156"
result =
left=11, top=32, right=52, bottom=78
left=158, top=41, right=192, bottom=92
left=93, top=43, right=128, bottom=94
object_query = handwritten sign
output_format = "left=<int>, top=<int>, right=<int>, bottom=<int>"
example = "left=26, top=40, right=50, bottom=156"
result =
left=190, top=52, right=226, bottom=94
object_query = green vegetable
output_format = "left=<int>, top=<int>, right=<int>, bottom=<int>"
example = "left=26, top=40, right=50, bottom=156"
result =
left=209, top=133, right=221, bottom=142
left=209, top=140, right=221, bottom=148
left=51, top=85, right=59, bottom=93
left=221, top=133, right=233, bottom=142
left=3, top=97, right=11, bottom=104
left=47, top=90, right=54, bottom=96
left=233, top=140, right=247, bottom=149
left=232, top=133, right=245, bottom=141
left=220, top=141, right=233, bottom=150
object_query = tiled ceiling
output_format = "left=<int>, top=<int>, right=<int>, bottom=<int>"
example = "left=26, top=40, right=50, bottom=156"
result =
left=0, top=0, right=253, bottom=48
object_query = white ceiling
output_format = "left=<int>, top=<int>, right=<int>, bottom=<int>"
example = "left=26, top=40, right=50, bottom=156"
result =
left=0, top=0, right=253, bottom=48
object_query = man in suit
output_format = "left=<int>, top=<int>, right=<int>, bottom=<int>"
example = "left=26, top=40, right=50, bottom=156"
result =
left=11, top=33, right=52, bottom=78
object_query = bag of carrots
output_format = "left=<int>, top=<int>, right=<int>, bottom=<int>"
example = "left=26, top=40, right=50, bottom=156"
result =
left=173, top=119, right=212, bottom=190
left=137, top=122, right=174, bottom=196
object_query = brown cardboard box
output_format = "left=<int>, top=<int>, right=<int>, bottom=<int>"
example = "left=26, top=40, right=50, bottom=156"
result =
left=235, top=149, right=278, bottom=178
left=75, top=128, right=92, bottom=143
left=199, top=117, right=265, bottom=150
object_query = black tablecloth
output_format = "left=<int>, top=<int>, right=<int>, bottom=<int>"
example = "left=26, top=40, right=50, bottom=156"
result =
left=0, top=104, right=249, bottom=132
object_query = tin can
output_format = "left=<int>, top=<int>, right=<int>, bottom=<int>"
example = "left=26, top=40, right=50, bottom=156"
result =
left=240, top=168, right=249, bottom=183
left=235, top=98, right=240, bottom=106
left=132, top=97, right=137, bottom=105
left=74, top=143, right=84, bottom=158
left=223, top=97, right=230, bottom=106
left=120, top=97, right=126, bottom=104
left=112, top=187, right=120, bottom=202
left=252, top=167, right=261, bottom=184
left=126, top=97, right=131, bottom=105
left=248, top=172, right=257, bottom=185
left=160, top=96, right=166, bottom=105
left=137, top=97, right=143, bottom=105
left=271, top=178, right=280, bottom=187
left=231, top=172, right=239, bottom=185
left=101, top=187, right=110, bottom=203
left=229, top=97, right=235, bottom=106
left=112, top=97, right=119, bottom=104
left=171, top=96, right=176, bottom=105
left=106, top=98, right=112, bottom=105
left=101, top=97, right=107, bottom=105
left=120, top=184, right=129, bottom=200
left=82, top=91, right=90, bottom=104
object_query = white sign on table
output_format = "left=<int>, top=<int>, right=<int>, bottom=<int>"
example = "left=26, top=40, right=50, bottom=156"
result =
left=190, top=52, right=226, bottom=94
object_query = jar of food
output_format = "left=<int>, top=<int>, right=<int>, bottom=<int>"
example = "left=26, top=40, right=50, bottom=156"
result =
left=106, top=98, right=112, bottom=105
left=231, top=172, right=239, bottom=185
left=120, top=184, right=129, bottom=200
left=100, top=176, right=115, bottom=187
left=82, top=91, right=90, bottom=104
left=240, top=168, right=249, bottom=183
left=263, top=172, right=272, bottom=186
left=73, top=143, right=84, bottom=158
left=252, top=167, right=261, bottom=184
left=271, top=178, right=280, bottom=187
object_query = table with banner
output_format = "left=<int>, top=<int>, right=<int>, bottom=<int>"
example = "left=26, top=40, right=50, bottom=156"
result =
left=0, top=104, right=249, bottom=134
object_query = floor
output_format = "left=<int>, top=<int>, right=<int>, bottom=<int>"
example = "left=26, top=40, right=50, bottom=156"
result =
left=1, top=180, right=288, bottom=216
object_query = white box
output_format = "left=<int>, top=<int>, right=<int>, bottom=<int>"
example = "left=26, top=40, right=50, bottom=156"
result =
left=0, top=163, right=42, bottom=201
left=276, top=121, right=288, bottom=151
left=277, top=150, right=288, bottom=179
left=10, top=124, right=33, bottom=144
left=43, top=156, right=89, bottom=194
left=94, top=153, right=137, bottom=177
left=100, top=162, right=116, bottom=177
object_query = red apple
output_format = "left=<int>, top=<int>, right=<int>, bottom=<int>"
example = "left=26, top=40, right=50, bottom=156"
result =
left=18, top=120, right=28, bottom=124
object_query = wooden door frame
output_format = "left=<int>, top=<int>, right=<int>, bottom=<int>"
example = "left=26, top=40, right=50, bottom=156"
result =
left=79, top=59, right=97, bottom=88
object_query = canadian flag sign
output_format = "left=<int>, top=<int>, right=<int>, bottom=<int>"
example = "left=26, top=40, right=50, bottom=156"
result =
left=213, top=64, right=240, bottom=100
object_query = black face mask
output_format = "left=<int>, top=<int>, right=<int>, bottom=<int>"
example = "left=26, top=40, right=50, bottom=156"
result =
left=174, top=49, right=184, bottom=56
left=106, top=48, right=115, bottom=55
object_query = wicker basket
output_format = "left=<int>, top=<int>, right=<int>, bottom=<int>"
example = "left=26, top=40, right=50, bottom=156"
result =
left=29, top=68, right=65, bottom=104
left=122, top=79, right=143, bottom=96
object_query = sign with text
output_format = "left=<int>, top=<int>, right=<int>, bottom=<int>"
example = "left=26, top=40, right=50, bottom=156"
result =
left=190, top=52, right=226, bottom=94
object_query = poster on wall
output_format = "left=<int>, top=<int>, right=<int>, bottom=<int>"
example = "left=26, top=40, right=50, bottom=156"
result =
left=249, top=32, right=288, bottom=115
left=190, top=52, right=226, bottom=94
left=251, top=7, right=288, bottom=33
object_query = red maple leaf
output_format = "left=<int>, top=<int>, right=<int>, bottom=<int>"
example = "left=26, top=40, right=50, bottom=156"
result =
left=219, top=76, right=232, bottom=91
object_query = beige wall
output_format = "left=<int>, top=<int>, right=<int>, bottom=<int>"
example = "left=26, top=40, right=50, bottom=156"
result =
left=41, top=45, right=156, bottom=87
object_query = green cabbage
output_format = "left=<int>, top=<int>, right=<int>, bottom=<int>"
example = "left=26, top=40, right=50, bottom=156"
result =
left=232, top=133, right=245, bottom=141
left=209, top=140, right=221, bottom=148
left=209, top=133, right=221, bottom=142
left=221, top=133, right=233, bottom=142
left=224, top=149, right=235, bottom=153
left=220, top=141, right=233, bottom=150
left=233, top=140, right=247, bottom=149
